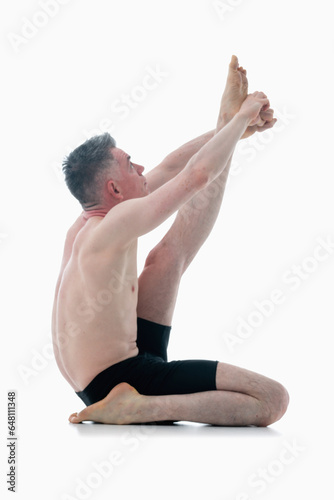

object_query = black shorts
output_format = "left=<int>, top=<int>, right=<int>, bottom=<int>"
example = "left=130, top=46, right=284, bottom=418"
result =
left=76, top=317, right=219, bottom=406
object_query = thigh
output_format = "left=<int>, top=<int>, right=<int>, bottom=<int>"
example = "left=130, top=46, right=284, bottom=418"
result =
left=136, top=317, right=171, bottom=361
left=215, top=361, right=287, bottom=404
left=130, top=356, right=219, bottom=396
left=76, top=353, right=218, bottom=405
left=137, top=241, right=184, bottom=325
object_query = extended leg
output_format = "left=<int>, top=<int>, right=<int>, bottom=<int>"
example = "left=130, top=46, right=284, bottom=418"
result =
left=137, top=57, right=247, bottom=325
left=137, top=56, right=275, bottom=325
left=137, top=159, right=232, bottom=325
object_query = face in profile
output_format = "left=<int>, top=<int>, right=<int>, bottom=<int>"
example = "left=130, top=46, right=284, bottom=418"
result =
left=111, top=147, right=150, bottom=201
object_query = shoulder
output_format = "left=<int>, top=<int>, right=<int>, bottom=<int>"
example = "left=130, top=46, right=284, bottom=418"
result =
left=67, top=212, right=86, bottom=239
left=87, top=201, right=140, bottom=251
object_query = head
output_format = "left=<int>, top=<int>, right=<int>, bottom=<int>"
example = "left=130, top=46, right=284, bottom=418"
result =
left=62, top=133, right=149, bottom=210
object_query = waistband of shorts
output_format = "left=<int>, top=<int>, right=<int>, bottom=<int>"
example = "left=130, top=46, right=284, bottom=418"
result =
left=75, top=354, right=139, bottom=404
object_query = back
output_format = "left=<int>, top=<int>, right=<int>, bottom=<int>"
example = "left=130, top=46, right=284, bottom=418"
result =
left=52, top=215, right=139, bottom=392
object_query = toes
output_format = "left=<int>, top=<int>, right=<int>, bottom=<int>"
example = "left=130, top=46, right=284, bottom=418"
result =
left=229, top=55, right=239, bottom=70
left=69, top=412, right=81, bottom=424
left=68, top=405, right=95, bottom=423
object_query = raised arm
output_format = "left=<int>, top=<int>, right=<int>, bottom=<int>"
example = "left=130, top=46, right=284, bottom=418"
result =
left=145, top=130, right=215, bottom=192
left=97, top=92, right=269, bottom=249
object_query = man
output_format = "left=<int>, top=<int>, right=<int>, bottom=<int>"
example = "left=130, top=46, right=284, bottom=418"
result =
left=52, top=55, right=289, bottom=426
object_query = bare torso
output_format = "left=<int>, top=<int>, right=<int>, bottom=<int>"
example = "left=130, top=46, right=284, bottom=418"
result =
left=51, top=213, right=139, bottom=392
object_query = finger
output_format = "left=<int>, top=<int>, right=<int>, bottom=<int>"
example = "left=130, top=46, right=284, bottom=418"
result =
left=261, top=102, right=270, bottom=112
left=229, top=54, right=239, bottom=70
left=261, top=107, right=274, bottom=116
left=257, top=118, right=277, bottom=132
left=260, top=109, right=274, bottom=122
left=253, top=91, right=267, bottom=100
left=255, top=118, right=266, bottom=127
left=260, top=108, right=274, bottom=121
left=258, top=97, right=270, bottom=109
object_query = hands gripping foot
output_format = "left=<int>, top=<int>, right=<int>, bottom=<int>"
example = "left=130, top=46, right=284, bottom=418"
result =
left=218, top=55, right=277, bottom=138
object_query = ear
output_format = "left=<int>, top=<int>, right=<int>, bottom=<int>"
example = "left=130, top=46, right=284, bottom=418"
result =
left=107, top=180, right=123, bottom=201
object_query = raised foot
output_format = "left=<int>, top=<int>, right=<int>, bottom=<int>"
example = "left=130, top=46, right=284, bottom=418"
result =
left=219, top=54, right=248, bottom=119
left=68, top=383, right=146, bottom=425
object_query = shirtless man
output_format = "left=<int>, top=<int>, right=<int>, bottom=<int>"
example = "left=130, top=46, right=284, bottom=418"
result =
left=52, top=56, right=289, bottom=426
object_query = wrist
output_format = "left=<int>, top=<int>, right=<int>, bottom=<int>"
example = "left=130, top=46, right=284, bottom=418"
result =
left=233, top=111, right=251, bottom=129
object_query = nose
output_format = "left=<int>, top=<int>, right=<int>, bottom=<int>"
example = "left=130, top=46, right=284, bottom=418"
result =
left=135, top=164, right=145, bottom=176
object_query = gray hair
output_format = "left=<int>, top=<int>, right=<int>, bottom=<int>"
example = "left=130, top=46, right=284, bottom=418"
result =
left=62, top=133, right=117, bottom=207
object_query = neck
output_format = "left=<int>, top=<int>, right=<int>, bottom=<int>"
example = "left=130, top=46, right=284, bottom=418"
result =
left=82, top=208, right=109, bottom=220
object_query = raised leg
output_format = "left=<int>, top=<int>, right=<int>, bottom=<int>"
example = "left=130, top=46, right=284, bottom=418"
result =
left=137, top=158, right=232, bottom=326
left=137, top=57, right=247, bottom=325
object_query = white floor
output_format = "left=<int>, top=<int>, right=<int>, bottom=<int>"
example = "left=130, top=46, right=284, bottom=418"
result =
left=1, top=362, right=332, bottom=500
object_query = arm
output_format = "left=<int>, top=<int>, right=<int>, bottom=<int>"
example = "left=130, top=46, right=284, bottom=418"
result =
left=145, top=130, right=215, bottom=192
left=145, top=106, right=275, bottom=194
left=97, top=94, right=268, bottom=249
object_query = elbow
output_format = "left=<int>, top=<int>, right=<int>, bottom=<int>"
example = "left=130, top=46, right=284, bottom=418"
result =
left=191, top=162, right=210, bottom=190
left=184, top=151, right=209, bottom=189
left=183, top=154, right=210, bottom=192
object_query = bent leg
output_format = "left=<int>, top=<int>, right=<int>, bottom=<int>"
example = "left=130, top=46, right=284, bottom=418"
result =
left=215, top=362, right=289, bottom=423
left=69, top=362, right=289, bottom=426
left=69, top=383, right=284, bottom=427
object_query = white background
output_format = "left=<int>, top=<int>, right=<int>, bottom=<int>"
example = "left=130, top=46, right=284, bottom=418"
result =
left=1, top=0, right=333, bottom=499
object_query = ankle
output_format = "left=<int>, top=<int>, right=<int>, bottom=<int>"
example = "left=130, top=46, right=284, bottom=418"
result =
left=143, top=395, right=171, bottom=423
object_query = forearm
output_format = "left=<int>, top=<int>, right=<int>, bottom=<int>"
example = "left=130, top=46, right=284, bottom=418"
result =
left=161, top=129, right=215, bottom=176
left=145, top=129, right=215, bottom=192
left=213, top=111, right=234, bottom=169
left=163, top=110, right=234, bottom=175
left=191, top=113, right=248, bottom=185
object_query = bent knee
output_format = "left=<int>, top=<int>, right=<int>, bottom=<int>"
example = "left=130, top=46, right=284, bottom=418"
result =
left=261, top=382, right=290, bottom=426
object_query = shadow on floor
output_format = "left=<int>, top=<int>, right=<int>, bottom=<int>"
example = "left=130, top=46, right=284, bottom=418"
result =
left=70, top=420, right=281, bottom=439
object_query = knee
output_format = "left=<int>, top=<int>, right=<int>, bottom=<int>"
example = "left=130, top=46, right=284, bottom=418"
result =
left=260, top=382, right=290, bottom=427
left=145, top=241, right=185, bottom=275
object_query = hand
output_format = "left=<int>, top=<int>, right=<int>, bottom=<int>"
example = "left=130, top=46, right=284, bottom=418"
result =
left=242, top=107, right=277, bottom=139
left=239, top=91, right=270, bottom=126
